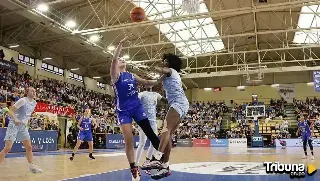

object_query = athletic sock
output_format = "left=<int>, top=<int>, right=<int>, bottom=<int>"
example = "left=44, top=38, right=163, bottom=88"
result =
left=130, top=162, right=136, bottom=169
left=154, top=151, right=163, bottom=160
left=89, top=153, right=93, bottom=157
left=304, top=151, right=308, bottom=156
left=72, top=153, right=75, bottom=157
left=311, top=151, right=314, bottom=156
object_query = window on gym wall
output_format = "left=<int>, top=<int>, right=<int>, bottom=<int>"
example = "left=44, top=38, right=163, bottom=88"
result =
left=41, top=63, right=64, bottom=76
left=97, top=82, right=105, bottom=89
left=18, top=53, right=35, bottom=66
left=69, top=72, right=83, bottom=82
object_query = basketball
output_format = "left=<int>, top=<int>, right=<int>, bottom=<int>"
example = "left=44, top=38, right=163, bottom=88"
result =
left=130, top=7, right=145, bottom=22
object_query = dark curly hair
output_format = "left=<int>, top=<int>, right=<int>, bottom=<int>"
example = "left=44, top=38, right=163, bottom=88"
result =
left=162, top=53, right=182, bottom=72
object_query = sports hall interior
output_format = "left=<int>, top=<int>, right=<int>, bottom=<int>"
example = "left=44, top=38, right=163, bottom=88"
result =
left=0, top=0, right=320, bottom=181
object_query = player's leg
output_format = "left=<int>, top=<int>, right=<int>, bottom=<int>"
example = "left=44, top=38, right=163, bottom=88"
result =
left=142, top=107, right=180, bottom=171
left=134, top=106, right=160, bottom=152
left=151, top=121, right=179, bottom=180
left=117, top=109, right=140, bottom=180
left=87, top=132, right=95, bottom=159
left=88, top=141, right=95, bottom=159
left=0, top=140, right=13, bottom=163
left=0, top=122, right=16, bottom=163
left=19, top=125, right=43, bottom=173
left=308, top=138, right=314, bottom=160
left=302, top=138, right=308, bottom=159
left=70, top=133, right=84, bottom=161
left=146, top=121, right=158, bottom=160
left=135, top=126, right=147, bottom=165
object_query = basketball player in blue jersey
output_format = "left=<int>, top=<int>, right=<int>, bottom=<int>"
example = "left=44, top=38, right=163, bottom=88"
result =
left=0, top=87, right=43, bottom=173
left=69, top=108, right=97, bottom=161
left=110, top=36, right=163, bottom=180
left=135, top=87, right=167, bottom=175
left=296, top=116, right=315, bottom=160
left=141, top=53, right=189, bottom=180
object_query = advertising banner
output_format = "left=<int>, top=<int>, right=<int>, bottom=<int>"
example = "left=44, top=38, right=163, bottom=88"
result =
left=35, top=103, right=75, bottom=117
left=275, top=139, right=320, bottom=147
left=0, top=128, right=58, bottom=152
left=251, top=136, right=264, bottom=147
left=275, top=84, right=295, bottom=103
left=106, top=134, right=150, bottom=149
left=0, top=60, right=18, bottom=71
left=177, top=139, right=193, bottom=147
left=210, top=139, right=229, bottom=147
left=228, top=138, right=247, bottom=148
left=193, top=139, right=210, bottom=147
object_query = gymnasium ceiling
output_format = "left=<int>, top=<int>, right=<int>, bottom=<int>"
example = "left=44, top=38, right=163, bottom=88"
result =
left=1, top=0, right=320, bottom=88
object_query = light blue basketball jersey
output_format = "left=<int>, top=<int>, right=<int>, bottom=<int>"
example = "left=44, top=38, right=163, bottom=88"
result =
left=163, top=68, right=188, bottom=105
left=138, top=91, right=162, bottom=121
left=15, top=97, right=36, bottom=124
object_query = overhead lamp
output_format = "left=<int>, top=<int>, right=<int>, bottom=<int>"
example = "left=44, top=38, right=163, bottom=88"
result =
left=65, top=20, right=77, bottom=28
left=123, top=54, right=130, bottom=59
left=93, top=76, right=101, bottom=79
left=271, top=84, right=279, bottom=88
left=9, top=45, right=19, bottom=48
left=70, top=68, right=79, bottom=71
left=89, top=35, right=100, bottom=42
left=204, top=88, right=212, bottom=91
left=307, top=82, right=314, bottom=86
left=37, top=4, right=49, bottom=12
left=43, top=57, right=52, bottom=60
left=108, top=46, right=115, bottom=51
left=237, top=86, right=245, bottom=90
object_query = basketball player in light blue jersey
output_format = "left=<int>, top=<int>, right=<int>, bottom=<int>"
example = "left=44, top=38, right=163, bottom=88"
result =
left=141, top=53, right=189, bottom=180
left=135, top=87, right=167, bottom=175
left=110, top=36, right=164, bottom=180
left=0, top=87, right=43, bottom=173
left=69, top=108, right=97, bottom=161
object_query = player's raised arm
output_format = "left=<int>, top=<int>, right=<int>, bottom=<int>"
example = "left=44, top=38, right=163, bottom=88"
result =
left=133, top=73, right=165, bottom=87
left=110, top=36, right=129, bottom=83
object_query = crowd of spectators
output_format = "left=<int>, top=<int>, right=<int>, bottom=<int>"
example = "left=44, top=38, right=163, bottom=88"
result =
left=174, top=101, right=227, bottom=139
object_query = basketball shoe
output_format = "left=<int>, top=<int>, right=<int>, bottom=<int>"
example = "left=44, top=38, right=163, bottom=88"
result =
left=151, top=167, right=171, bottom=180
left=29, top=163, right=43, bottom=173
left=142, top=160, right=151, bottom=175
left=140, top=156, right=162, bottom=170
left=131, top=166, right=141, bottom=181
left=302, top=155, right=307, bottom=159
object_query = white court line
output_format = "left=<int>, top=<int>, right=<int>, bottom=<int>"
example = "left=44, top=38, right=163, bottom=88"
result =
left=94, top=152, right=126, bottom=157
left=59, top=168, right=127, bottom=181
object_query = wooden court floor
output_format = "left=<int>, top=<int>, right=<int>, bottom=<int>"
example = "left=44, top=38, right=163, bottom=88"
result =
left=0, top=147, right=319, bottom=181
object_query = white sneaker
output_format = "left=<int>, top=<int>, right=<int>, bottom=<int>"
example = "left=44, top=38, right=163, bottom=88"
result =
left=311, top=155, right=314, bottom=160
left=131, top=167, right=140, bottom=181
left=29, top=164, right=43, bottom=173
left=140, top=158, right=162, bottom=170
left=302, top=155, right=307, bottom=159
left=151, top=167, right=171, bottom=180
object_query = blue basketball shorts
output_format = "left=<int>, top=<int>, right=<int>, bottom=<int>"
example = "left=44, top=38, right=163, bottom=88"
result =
left=77, top=131, right=93, bottom=142
left=302, top=134, right=312, bottom=142
left=116, top=105, right=148, bottom=125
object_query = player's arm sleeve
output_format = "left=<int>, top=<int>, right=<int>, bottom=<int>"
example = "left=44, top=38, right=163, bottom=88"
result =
left=7, top=98, right=25, bottom=122
left=13, top=98, right=25, bottom=110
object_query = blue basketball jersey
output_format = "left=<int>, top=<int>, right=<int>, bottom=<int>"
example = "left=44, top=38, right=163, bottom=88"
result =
left=298, top=120, right=311, bottom=135
left=113, top=72, right=141, bottom=111
left=80, top=117, right=92, bottom=131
